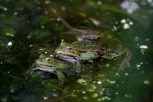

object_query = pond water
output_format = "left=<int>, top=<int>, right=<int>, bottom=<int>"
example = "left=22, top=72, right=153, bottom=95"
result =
left=0, top=0, right=153, bottom=102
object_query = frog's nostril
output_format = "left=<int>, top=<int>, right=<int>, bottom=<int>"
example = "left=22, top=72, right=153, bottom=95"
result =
left=56, top=50, right=61, bottom=53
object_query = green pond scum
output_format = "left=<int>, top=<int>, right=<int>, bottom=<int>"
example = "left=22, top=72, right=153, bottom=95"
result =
left=0, top=0, right=153, bottom=102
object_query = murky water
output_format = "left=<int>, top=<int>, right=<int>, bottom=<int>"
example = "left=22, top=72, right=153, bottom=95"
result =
left=0, top=0, right=152, bottom=102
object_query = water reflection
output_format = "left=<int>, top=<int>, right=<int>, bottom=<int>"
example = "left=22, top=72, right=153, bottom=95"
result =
left=0, top=0, right=152, bottom=102
left=121, top=0, right=139, bottom=14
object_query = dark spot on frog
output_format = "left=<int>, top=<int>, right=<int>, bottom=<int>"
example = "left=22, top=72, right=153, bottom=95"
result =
left=98, top=47, right=106, bottom=56
left=47, top=58, right=51, bottom=62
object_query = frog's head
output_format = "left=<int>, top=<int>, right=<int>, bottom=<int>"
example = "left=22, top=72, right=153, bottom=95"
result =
left=35, top=54, right=55, bottom=67
left=32, top=54, right=58, bottom=72
left=55, top=39, right=79, bottom=57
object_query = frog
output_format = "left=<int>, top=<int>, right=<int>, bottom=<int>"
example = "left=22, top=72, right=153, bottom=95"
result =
left=48, top=5, right=102, bottom=41
left=55, top=39, right=132, bottom=70
left=55, top=40, right=101, bottom=64
left=55, top=39, right=80, bottom=65
left=32, top=54, right=74, bottom=81
left=64, top=28, right=102, bottom=42
left=33, top=54, right=70, bottom=72
left=55, top=39, right=105, bottom=62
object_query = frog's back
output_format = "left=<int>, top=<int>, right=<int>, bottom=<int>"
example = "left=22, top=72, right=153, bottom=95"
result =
left=70, top=40, right=102, bottom=51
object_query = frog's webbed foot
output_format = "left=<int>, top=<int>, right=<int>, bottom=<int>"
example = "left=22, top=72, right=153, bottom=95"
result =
left=118, top=49, right=132, bottom=71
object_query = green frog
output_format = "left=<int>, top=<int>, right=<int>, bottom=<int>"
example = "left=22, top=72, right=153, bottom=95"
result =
left=33, top=54, right=71, bottom=71
left=32, top=54, right=74, bottom=81
left=55, top=39, right=80, bottom=64
left=55, top=39, right=132, bottom=70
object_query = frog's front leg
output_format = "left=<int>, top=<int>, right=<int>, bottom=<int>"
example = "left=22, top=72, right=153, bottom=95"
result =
left=55, top=71, right=65, bottom=84
left=56, top=54, right=81, bottom=72
left=73, top=61, right=81, bottom=73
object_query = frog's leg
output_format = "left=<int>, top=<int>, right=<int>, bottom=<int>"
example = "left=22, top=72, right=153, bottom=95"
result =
left=55, top=71, right=65, bottom=84
left=118, top=49, right=132, bottom=70
left=73, top=61, right=81, bottom=73
left=102, top=49, right=132, bottom=70
left=102, top=51, right=124, bottom=60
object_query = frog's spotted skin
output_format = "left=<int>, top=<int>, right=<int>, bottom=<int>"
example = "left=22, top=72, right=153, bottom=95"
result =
left=55, top=40, right=132, bottom=70
left=55, top=40, right=104, bottom=62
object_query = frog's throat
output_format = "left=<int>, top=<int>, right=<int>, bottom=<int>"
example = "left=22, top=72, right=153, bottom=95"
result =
left=56, top=54, right=80, bottom=65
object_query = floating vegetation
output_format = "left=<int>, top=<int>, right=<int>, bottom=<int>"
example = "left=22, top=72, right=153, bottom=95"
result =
left=0, top=0, right=152, bottom=102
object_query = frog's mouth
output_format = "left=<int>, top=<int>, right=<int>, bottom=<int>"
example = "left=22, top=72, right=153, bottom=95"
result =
left=31, top=60, right=58, bottom=72
left=56, top=54, right=80, bottom=65
left=32, top=64, right=57, bottom=72
left=35, top=60, right=53, bottom=67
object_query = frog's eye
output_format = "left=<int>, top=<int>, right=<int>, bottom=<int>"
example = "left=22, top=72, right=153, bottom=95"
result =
left=46, top=58, right=51, bottom=62
left=68, top=47, right=73, bottom=50
left=67, top=46, right=73, bottom=50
